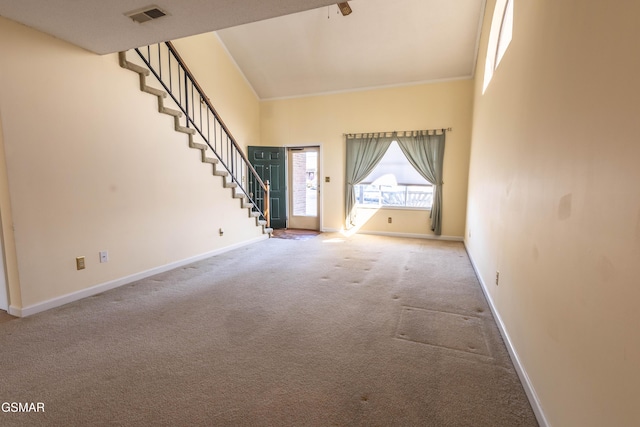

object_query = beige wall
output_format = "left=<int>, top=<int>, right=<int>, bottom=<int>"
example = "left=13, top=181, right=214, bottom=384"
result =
left=467, top=1, right=640, bottom=426
left=260, top=80, right=473, bottom=238
left=173, top=33, right=260, bottom=150
left=0, top=111, right=22, bottom=309
left=0, top=18, right=264, bottom=312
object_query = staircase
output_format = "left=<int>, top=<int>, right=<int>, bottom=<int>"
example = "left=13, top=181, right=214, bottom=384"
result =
left=118, top=42, right=272, bottom=235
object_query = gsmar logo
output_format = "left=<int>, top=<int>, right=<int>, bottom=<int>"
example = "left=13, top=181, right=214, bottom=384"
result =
left=2, top=402, right=45, bottom=413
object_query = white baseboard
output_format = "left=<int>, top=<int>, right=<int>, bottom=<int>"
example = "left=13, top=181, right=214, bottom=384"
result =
left=319, top=227, right=463, bottom=242
left=356, top=230, right=464, bottom=241
left=9, top=235, right=268, bottom=318
left=464, top=243, right=550, bottom=427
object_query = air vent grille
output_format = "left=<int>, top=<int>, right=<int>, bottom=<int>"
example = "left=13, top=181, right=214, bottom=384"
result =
left=126, top=6, right=167, bottom=24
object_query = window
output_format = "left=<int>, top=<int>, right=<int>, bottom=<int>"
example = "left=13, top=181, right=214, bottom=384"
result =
left=483, top=0, right=514, bottom=93
left=354, top=141, right=433, bottom=209
left=495, top=0, right=514, bottom=67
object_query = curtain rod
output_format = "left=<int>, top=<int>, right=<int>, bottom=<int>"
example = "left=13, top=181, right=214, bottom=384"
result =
left=344, top=128, right=452, bottom=139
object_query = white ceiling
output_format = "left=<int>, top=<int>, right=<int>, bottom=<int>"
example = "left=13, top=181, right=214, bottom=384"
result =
left=219, top=0, right=485, bottom=99
left=0, top=0, right=338, bottom=54
left=0, top=0, right=485, bottom=100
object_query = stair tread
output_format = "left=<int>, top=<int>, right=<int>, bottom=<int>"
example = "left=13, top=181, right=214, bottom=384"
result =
left=119, top=54, right=150, bottom=76
left=176, top=126, right=196, bottom=135
left=144, top=86, right=167, bottom=98
left=161, top=107, right=182, bottom=117
left=121, top=51, right=269, bottom=237
left=189, top=142, right=208, bottom=150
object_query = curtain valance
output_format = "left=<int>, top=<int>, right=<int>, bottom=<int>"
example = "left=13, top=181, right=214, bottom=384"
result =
left=345, top=128, right=451, bottom=139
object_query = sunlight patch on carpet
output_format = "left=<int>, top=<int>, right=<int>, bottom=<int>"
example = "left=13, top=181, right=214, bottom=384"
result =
left=271, top=229, right=321, bottom=240
left=396, top=306, right=491, bottom=357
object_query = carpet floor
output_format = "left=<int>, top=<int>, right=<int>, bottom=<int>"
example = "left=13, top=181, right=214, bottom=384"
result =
left=0, top=233, right=537, bottom=426
left=271, top=229, right=322, bottom=240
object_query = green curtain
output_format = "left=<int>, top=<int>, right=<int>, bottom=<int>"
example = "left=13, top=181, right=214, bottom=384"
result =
left=395, top=132, right=446, bottom=235
left=345, top=135, right=393, bottom=229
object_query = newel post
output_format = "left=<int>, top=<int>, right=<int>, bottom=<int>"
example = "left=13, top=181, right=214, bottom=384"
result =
left=265, top=180, right=270, bottom=228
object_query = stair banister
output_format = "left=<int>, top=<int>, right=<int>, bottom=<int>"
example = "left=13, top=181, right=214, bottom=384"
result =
left=164, top=42, right=267, bottom=195
left=128, top=42, right=270, bottom=227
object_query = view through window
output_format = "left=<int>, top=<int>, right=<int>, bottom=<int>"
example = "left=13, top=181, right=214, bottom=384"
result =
left=354, top=141, right=433, bottom=209
left=291, top=150, right=318, bottom=216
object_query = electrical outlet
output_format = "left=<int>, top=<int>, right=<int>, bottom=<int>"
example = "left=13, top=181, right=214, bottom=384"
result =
left=99, top=251, right=109, bottom=263
left=219, top=228, right=224, bottom=236
left=76, top=256, right=86, bottom=270
left=325, top=176, right=330, bottom=183
left=495, top=271, right=500, bottom=286
left=388, top=217, right=392, bottom=224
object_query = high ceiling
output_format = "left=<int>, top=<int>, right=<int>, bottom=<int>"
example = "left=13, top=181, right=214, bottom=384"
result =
left=0, top=0, right=338, bottom=54
left=218, top=0, right=485, bottom=99
left=0, top=0, right=486, bottom=100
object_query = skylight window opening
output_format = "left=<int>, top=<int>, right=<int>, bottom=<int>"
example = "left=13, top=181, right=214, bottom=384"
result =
left=495, top=0, right=514, bottom=67
left=482, top=0, right=514, bottom=93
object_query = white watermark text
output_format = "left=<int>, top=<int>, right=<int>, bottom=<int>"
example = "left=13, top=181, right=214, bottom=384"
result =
left=2, top=402, right=45, bottom=413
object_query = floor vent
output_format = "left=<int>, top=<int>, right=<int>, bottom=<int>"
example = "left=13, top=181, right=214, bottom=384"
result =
left=126, top=6, right=168, bottom=24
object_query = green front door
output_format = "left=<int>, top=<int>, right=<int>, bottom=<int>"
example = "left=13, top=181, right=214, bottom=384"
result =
left=248, top=146, right=287, bottom=229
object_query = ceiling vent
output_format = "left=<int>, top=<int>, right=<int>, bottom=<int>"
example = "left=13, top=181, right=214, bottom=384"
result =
left=125, top=6, right=168, bottom=24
